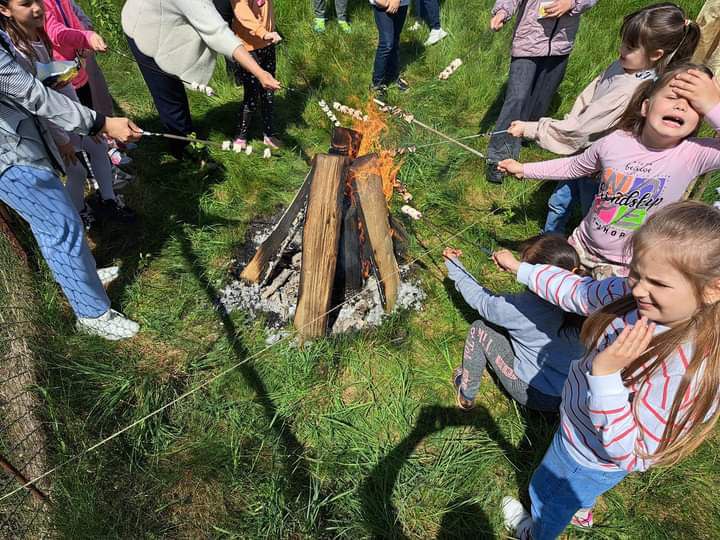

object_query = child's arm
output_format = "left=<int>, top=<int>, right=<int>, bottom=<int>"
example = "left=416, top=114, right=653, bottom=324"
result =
left=568, top=0, right=598, bottom=16
left=497, top=137, right=603, bottom=179
left=444, top=255, right=518, bottom=327
left=512, top=261, right=631, bottom=315
left=521, top=76, right=631, bottom=155
left=43, top=1, right=97, bottom=52
left=490, top=0, right=519, bottom=30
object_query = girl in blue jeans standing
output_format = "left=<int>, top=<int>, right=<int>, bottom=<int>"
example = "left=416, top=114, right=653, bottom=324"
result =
left=370, top=0, right=409, bottom=93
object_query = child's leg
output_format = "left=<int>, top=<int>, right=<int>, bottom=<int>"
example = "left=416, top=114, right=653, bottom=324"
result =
left=64, top=159, right=90, bottom=212
left=487, top=58, right=538, bottom=164
left=385, top=6, right=409, bottom=83
left=313, top=0, right=327, bottom=19
left=0, top=166, right=110, bottom=318
left=236, top=67, right=262, bottom=140
left=74, top=134, right=115, bottom=202
left=420, top=0, right=441, bottom=30
left=544, top=180, right=579, bottom=234
left=524, top=55, right=569, bottom=122
left=335, top=0, right=348, bottom=22
left=577, top=176, right=599, bottom=217
left=257, top=45, right=277, bottom=138
left=372, top=7, right=396, bottom=87
left=529, top=432, right=626, bottom=539
left=85, top=55, right=115, bottom=117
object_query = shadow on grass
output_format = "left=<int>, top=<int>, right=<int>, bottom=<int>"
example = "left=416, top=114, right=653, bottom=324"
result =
left=360, top=403, right=550, bottom=539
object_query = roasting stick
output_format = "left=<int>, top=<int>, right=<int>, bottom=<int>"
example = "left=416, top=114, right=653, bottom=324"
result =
left=141, top=131, right=224, bottom=147
left=373, top=98, right=488, bottom=160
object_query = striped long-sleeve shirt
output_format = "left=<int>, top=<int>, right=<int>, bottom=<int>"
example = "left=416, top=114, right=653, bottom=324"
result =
left=517, top=262, right=702, bottom=473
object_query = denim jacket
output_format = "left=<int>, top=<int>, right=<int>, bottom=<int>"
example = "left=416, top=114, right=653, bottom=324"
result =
left=0, top=31, right=103, bottom=177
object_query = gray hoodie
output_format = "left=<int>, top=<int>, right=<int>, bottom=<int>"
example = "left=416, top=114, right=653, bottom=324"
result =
left=446, top=258, right=586, bottom=396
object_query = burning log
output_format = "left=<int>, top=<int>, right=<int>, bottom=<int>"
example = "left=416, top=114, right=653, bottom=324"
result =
left=294, top=154, right=348, bottom=338
left=331, top=127, right=363, bottom=160
left=240, top=173, right=312, bottom=283
left=348, top=155, right=400, bottom=312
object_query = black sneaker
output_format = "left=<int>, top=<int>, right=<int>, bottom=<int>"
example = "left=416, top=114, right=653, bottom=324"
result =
left=486, top=162, right=504, bottom=184
left=79, top=204, right=96, bottom=231
left=371, top=84, right=388, bottom=100
left=393, top=77, right=410, bottom=92
left=94, top=196, right=137, bottom=224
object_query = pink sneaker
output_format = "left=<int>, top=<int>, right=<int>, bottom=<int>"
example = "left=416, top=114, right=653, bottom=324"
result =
left=263, top=135, right=283, bottom=149
left=571, top=508, right=593, bottom=528
left=233, top=137, right=247, bottom=150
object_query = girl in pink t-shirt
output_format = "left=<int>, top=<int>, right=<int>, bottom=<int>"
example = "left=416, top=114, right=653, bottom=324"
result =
left=499, top=64, right=720, bottom=278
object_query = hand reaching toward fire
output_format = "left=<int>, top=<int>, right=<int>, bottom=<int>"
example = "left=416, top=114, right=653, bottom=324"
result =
left=497, top=159, right=524, bottom=178
left=492, top=249, right=521, bottom=274
left=265, top=32, right=283, bottom=44
left=508, top=121, right=526, bottom=138
left=443, top=247, right=463, bottom=260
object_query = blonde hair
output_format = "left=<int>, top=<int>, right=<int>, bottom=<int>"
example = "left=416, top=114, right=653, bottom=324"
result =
left=580, top=201, right=720, bottom=466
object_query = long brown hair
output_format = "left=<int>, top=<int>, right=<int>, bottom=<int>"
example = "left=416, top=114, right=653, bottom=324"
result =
left=518, top=234, right=586, bottom=334
left=0, top=0, right=53, bottom=64
left=621, top=3, right=700, bottom=74
left=580, top=201, right=720, bottom=466
left=614, top=63, right=714, bottom=139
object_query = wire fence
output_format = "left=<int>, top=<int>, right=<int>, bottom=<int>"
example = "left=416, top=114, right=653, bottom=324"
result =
left=0, top=204, right=51, bottom=539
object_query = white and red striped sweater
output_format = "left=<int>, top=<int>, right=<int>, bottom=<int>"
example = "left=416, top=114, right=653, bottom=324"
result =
left=517, top=262, right=702, bottom=473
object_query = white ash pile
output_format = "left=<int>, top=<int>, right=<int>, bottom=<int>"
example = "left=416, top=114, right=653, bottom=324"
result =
left=219, top=221, right=425, bottom=335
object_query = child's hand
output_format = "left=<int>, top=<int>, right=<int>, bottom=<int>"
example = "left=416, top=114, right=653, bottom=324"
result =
left=103, top=117, right=143, bottom=143
left=591, top=317, right=655, bottom=376
left=508, top=121, right=525, bottom=138
left=497, top=159, right=524, bottom=178
left=58, top=141, right=77, bottom=165
left=542, top=0, right=574, bottom=17
left=492, top=249, right=520, bottom=274
left=490, top=10, right=507, bottom=31
left=87, top=32, right=107, bottom=53
left=258, top=71, right=281, bottom=91
left=443, top=247, right=463, bottom=260
left=265, top=32, right=283, bottom=44
left=669, top=69, right=720, bottom=116
left=386, top=0, right=401, bottom=14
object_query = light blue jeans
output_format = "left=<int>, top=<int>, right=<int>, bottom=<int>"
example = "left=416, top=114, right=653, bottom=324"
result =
left=529, top=431, right=627, bottom=539
left=0, top=166, right=110, bottom=318
left=543, top=177, right=598, bottom=234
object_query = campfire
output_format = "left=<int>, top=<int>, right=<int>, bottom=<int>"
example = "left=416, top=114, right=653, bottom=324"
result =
left=220, top=103, right=425, bottom=340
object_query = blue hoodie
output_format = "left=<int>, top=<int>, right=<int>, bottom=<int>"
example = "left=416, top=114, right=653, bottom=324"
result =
left=446, top=258, right=586, bottom=396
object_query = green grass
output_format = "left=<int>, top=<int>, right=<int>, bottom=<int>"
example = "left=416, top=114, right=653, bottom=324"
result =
left=4, top=0, right=720, bottom=537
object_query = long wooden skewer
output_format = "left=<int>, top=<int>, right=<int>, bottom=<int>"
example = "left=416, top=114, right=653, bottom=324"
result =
left=373, top=98, right=488, bottom=160
left=141, top=131, right=225, bottom=148
left=0, top=453, right=48, bottom=503
left=411, top=130, right=509, bottom=150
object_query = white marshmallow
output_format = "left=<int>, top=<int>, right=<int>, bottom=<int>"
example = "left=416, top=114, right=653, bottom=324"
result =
left=222, top=140, right=231, bottom=151
left=233, top=142, right=244, bottom=153
left=263, top=148, right=272, bottom=159
left=245, top=145, right=253, bottom=155
left=401, top=205, right=422, bottom=220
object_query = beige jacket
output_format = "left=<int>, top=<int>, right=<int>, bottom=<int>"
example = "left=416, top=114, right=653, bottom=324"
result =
left=122, top=0, right=242, bottom=86
left=232, top=0, right=274, bottom=52
left=694, top=0, right=720, bottom=76
left=523, top=61, right=655, bottom=155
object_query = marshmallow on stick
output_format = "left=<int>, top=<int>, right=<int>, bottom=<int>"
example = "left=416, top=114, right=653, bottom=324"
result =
left=332, top=101, right=369, bottom=122
left=319, top=99, right=341, bottom=127
left=401, top=205, right=422, bottom=220
left=438, top=58, right=463, bottom=80
left=189, top=81, right=215, bottom=96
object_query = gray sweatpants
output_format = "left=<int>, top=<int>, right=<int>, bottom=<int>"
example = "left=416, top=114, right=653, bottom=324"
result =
left=459, top=320, right=561, bottom=412
left=313, top=0, right=348, bottom=20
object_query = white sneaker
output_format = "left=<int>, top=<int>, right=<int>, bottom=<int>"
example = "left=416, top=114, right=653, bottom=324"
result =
left=424, top=28, right=448, bottom=46
left=502, top=496, right=533, bottom=539
left=97, top=266, right=120, bottom=287
left=409, top=21, right=422, bottom=31
left=77, top=309, right=139, bottom=341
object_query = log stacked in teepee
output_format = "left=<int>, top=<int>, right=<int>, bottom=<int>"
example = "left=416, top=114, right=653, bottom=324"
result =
left=239, top=127, right=401, bottom=340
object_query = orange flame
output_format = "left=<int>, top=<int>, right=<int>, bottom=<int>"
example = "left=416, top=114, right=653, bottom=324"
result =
left=353, top=98, right=404, bottom=202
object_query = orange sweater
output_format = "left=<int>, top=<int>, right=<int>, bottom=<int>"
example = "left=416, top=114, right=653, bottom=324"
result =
left=231, top=0, right=274, bottom=52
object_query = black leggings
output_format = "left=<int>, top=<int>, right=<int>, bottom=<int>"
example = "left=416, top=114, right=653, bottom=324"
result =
left=234, top=44, right=277, bottom=138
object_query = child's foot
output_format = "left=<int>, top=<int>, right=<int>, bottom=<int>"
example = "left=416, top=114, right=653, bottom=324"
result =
left=424, top=28, right=448, bottom=46
left=263, top=135, right=283, bottom=149
left=502, top=497, right=533, bottom=540
left=571, top=508, right=593, bottom=528
left=79, top=204, right=95, bottom=231
left=313, top=18, right=326, bottom=33
left=338, top=20, right=351, bottom=33
left=486, top=162, right=504, bottom=184
left=97, top=266, right=120, bottom=287
left=93, top=196, right=137, bottom=224
left=370, top=84, right=388, bottom=100
left=409, top=21, right=422, bottom=31
left=108, top=147, right=133, bottom=167
left=77, top=309, right=139, bottom=341
left=112, top=166, right=136, bottom=190
left=392, top=77, right=410, bottom=92
left=452, top=367, right=475, bottom=411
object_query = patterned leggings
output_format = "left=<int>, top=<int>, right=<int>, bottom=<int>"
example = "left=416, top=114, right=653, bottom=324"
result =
left=234, top=44, right=277, bottom=138
left=459, top=320, right=561, bottom=412
left=0, top=166, right=110, bottom=318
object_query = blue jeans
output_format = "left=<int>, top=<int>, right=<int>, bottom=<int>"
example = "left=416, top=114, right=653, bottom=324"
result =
left=487, top=56, right=569, bottom=164
left=372, top=5, right=408, bottom=87
left=0, top=166, right=110, bottom=318
left=543, top=177, right=598, bottom=234
left=529, top=432, right=627, bottom=539
left=414, top=0, right=440, bottom=29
